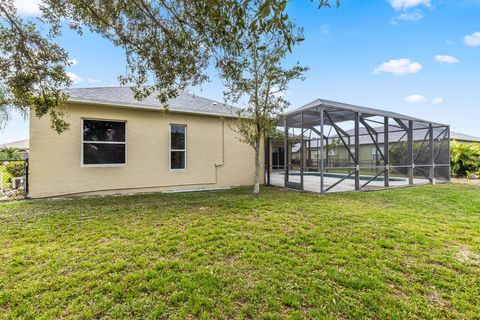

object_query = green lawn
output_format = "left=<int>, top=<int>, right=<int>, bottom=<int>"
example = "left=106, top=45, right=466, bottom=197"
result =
left=1, top=184, right=480, bottom=319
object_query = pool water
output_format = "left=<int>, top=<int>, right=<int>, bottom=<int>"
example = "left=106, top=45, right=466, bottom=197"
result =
left=285, top=172, right=406, bottom=182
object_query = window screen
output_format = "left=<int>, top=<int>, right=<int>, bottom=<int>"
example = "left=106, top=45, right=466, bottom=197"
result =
left=82, top=120, right=126, bottom=165
left=170, top=124, right=186, bottom=170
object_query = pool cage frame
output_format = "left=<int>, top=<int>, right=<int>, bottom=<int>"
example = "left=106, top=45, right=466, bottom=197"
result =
left=265, top=99, right=451, bottom=194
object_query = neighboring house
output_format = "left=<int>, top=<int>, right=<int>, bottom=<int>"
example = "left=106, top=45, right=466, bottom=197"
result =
left=343, top=127, right=480, bottom=166
left=0, top=139, right=29, bottom=152
left=277, top=126, right=479, bottom=168
left=29, top=87, right=262, bottom=198
left=450, top=132, right=480, bottom=145
left=0, top=139, right=29, bottom=160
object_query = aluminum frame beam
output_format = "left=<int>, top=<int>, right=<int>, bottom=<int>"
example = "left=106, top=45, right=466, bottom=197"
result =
left=384, top=117, right=390, bottom=187
left=354, top=112, right=360, bottom=191
left=407, top=120, right=414, bottom=185
left=360, top=116, right=386, bottom=163
left=324, top=111, right=356, bottom=162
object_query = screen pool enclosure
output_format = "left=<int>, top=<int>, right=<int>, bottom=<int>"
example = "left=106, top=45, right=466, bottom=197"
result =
left=265, top=99, right=450, bottom=193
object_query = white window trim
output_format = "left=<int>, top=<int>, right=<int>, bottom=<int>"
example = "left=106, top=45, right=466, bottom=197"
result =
left=81, top=118, right=127, bottom=167
left=169, top=124, right=187, bottom=172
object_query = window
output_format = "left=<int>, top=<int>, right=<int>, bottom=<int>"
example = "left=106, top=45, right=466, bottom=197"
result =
left=371, top=146, right=377, bottom=161
left=170, top=124, right=186, bottom=170
left=82, top=119, right=126, bottom=166
left=371, top=146, right=384, bottom=161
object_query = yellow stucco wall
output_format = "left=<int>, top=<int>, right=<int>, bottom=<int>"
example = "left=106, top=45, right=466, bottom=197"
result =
left=29, top=103, right=263, bottom=198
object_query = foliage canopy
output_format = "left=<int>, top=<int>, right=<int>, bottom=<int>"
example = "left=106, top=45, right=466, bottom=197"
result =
left=0, top=147, right=22, bottom=161
left=450, top=140, right=480, bottom=177
left=0, top=0, right=338, bottom=132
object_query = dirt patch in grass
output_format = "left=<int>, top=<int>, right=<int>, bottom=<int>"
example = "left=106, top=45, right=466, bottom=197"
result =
left=456, top=246, right=480, bottom=265
left=428, top=290, right=461, bottom=316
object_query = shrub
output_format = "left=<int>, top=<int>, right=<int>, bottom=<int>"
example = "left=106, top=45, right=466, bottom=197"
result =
left=450, top=140, right=480, bottom=177
left=466, top=170, right=480, bottom=179
left=0, top=165, right=12, bottom=189
left=5, top=161, right=25, bottom=179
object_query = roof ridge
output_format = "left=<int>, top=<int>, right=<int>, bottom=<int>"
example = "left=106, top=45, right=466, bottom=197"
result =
left=0, top=138, right=29, bottom=143
left=63, top=86, right=242, bottom=117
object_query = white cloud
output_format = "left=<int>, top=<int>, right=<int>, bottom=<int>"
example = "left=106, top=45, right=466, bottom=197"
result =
left=87, top=78, right=102, bottom=84
left=398, top=10, right=424, bottom=21
left=445, top=39, right=457, bottom=46
left=67, top=72, right=83, bottom=84
left=435, top=55, right=459, bottom=64
left=404, top=94, right=427, bottom=103
left=432, top=97, right=444, bottom=105
left=320, top=23, right=330, bottom=37
left=68, top=58, right=78, bottom=66
left=373, top=58, right=423, bottom=75
left=13, top=0, right=42, bottom=16
left=389, top=0, right=431, bottom=10
left=464, top=31, right=480, bottom=47
left=391, top=10, right=424, bottom=24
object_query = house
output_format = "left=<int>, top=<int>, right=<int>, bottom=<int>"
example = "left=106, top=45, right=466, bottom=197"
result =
left=290, top=127, right=480, bottom=168
left=29, top=87, right=263, bottom=198
left=450, top=132, right=480, bottom=145
left=0, top=139, right=29, bottom=160
left=0, top=138, right=29, bottom=151
left=269, top=128, right=479, bottom=171
left=323, top=128, right=479, bottom=168
left=0, top=138, right=29, bottom=155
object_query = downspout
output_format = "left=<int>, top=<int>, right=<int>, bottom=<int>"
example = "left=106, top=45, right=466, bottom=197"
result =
left=214, top=119, right=225, bottom=183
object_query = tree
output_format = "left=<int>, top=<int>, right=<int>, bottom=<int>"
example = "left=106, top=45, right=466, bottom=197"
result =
left=218, top=1, right=309, bottom=196
left=1, top=0, right=338, bottom=132
left=1, top=0, right=339, bottom=195
left=0, top=1, right=71, bottom=132
left=0, top=147, right=22, bottom=161
left=0, top=86, right=11, bottom=129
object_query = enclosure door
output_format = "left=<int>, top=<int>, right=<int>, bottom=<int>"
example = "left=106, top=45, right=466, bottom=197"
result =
left=285, top=138, right=303, bottom=190
left=272, top=147, right=285, bottom=169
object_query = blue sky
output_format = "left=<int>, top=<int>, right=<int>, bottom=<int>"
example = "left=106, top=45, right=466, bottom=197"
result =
left=1, top=0, right=480, bottom=144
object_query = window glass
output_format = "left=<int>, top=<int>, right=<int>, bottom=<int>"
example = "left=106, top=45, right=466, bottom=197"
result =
left=170, top=125, right=186, bottom=170
left=82, top=120, right=126, bottom=165
left=170, top=151, right=185, bottom=169
left=83, top=120, right=125, bottom=142
left=170, top=125, right=185, bottom=150
left=371, top=146, right=383, bottom=161
left=83, top=144, right=126, bottom=165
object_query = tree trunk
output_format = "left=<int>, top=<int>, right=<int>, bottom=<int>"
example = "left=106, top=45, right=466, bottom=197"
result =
left=253, top=138, right=261, bottom=196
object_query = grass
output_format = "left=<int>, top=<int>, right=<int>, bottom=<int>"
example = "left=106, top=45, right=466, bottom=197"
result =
left=1, top=184, right=480, bottom=319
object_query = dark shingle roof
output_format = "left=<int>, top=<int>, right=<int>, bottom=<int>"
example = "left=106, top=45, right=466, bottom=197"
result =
left=64, top=87, right=240, bottom=117
left=330, top=127, right=479, bottom=145
left=301, top=126, right=480, bottom=149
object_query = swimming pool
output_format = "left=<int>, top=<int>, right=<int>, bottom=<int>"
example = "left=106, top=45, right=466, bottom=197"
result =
left=284, top=172, right=406, bottom=182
